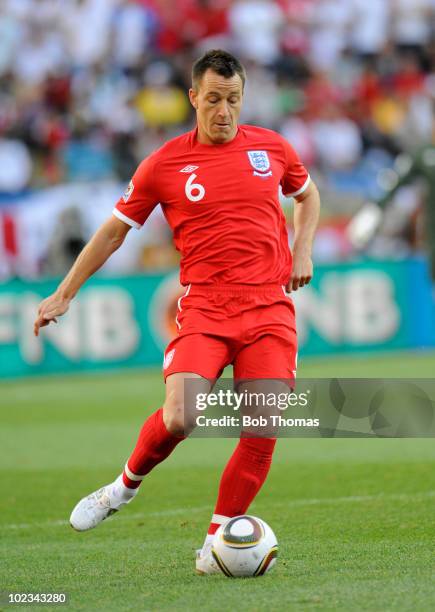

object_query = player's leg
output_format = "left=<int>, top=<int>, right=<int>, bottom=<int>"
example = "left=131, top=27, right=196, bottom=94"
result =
left=197, top=333, right=296, bottom=573
left=70, top=372, right=211, bottom=531
left=203, top=377, right=289, bottom=531
left=70, top=332, right=230, bottom=532
left=122, top=372, right=210, bottom=486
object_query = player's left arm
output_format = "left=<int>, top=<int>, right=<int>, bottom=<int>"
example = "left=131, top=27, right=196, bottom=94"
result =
left=287, top=179, right=320, bottom=292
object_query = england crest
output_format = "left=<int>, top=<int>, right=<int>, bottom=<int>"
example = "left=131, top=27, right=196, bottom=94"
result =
left=247, top=150, right=272, bottom=177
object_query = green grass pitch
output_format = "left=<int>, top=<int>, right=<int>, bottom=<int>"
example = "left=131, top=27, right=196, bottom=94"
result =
left=1, top=351, right=435, bottom=611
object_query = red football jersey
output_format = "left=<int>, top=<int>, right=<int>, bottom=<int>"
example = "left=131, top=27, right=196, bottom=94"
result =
left=113, top=125, right=310, bottom=285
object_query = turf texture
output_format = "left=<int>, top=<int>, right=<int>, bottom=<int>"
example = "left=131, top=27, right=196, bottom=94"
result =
left=1, top=351, right=435, bottom=611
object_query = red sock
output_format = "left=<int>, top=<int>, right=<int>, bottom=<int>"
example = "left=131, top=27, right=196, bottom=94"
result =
left=207, top=437, right=277, bottom=535
left=122, top=408, right=184, bottom=489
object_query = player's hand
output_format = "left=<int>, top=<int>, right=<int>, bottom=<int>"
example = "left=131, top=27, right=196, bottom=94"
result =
left=34, top=292, right=70, bottom=336
left=286, top=249, right=313, bottom=292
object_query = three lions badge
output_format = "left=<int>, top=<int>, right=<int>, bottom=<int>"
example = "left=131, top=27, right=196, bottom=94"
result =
left=247, top=151, right=272, bottom=177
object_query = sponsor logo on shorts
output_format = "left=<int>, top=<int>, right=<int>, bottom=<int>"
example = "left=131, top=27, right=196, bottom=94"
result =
left=163, top=348, right=176, bottom=369
left=247, top=151, right=272, bottom=177
left=122, top=180, right=134, bottom=202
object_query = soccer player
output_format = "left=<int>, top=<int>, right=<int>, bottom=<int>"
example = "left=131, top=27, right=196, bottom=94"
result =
left=33, top=50, right=320, bottom=574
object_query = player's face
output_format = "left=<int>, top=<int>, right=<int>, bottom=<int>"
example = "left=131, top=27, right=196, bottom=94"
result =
left=189, top=69, right=243, bottom=145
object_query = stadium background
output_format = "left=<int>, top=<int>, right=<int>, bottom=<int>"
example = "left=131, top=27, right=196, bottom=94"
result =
left=1, top=0, right=435, bottom=376
left=1, top=1, right=435, bottom=610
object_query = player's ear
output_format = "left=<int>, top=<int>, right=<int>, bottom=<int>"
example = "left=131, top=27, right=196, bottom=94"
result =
left=189, top=88, right=198, bottom=110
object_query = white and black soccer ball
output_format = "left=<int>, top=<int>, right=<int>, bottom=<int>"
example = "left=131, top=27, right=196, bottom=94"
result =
left=211, top=515, right=278, bottom=577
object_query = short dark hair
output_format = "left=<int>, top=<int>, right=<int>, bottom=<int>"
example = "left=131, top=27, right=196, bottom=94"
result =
left=192, top=49, right=246, bottom=90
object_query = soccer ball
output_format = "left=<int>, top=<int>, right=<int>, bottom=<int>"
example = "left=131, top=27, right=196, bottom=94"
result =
left=211, top=515, right=278, bottom=577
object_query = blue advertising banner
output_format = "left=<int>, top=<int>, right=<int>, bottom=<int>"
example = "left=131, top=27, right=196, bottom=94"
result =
left=291, top=257, right=434, bottom=355
left=0, top=258, right=433, bottom=378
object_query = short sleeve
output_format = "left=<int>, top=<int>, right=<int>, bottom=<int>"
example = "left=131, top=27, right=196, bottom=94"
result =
left=113, top=153, right=159, bottom=229
left=280, top=138, right=310, bottom=198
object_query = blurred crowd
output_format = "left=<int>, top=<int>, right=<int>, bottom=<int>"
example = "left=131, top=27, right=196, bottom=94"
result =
left=1, top=0, right=435, bottom=276
left=1, top=0, right=434, bottom=191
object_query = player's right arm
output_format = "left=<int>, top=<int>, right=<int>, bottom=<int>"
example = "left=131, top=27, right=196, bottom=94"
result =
left=34, top=216, right=131, bottom=336
left=34, top=154, right=159, bottom=336
left=34, top=153, right=159, bottom=337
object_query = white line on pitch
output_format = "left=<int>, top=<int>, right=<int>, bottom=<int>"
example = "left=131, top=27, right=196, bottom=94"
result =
left=269, top=490, right=435, bottom=508
left=1, top=506, right=212, bottom=531
left=2, top=490, right=435, bottom=532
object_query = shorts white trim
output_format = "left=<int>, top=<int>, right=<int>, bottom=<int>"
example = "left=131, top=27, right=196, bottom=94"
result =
left=175, top=284, right=191, bottom=330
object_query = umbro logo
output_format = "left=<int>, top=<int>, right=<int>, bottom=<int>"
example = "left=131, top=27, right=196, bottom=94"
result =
left=180, top=165, right=199, bottom=173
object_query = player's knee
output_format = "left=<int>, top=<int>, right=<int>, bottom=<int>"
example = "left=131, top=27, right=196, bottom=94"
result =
left=163, top=396, right=193, bottom=436
left=163, top=400, right=184, bottom=435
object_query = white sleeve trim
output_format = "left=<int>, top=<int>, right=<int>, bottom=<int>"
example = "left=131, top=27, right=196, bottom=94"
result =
left=112, top=207, right=142, bottom=230
left=284, top=174, right=311, bottom=198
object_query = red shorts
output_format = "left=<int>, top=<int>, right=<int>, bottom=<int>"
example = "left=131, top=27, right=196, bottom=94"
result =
left=163, top=284, right=297, bottom=381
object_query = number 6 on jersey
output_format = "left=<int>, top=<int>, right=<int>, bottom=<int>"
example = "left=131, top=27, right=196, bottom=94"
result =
left=185, top=173, right=205, bottom=202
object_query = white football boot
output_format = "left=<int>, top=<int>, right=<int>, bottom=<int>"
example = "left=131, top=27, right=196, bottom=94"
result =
left=70, top=475, right=137, bottom=531
left=195, top=548, right=221, bottom=575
